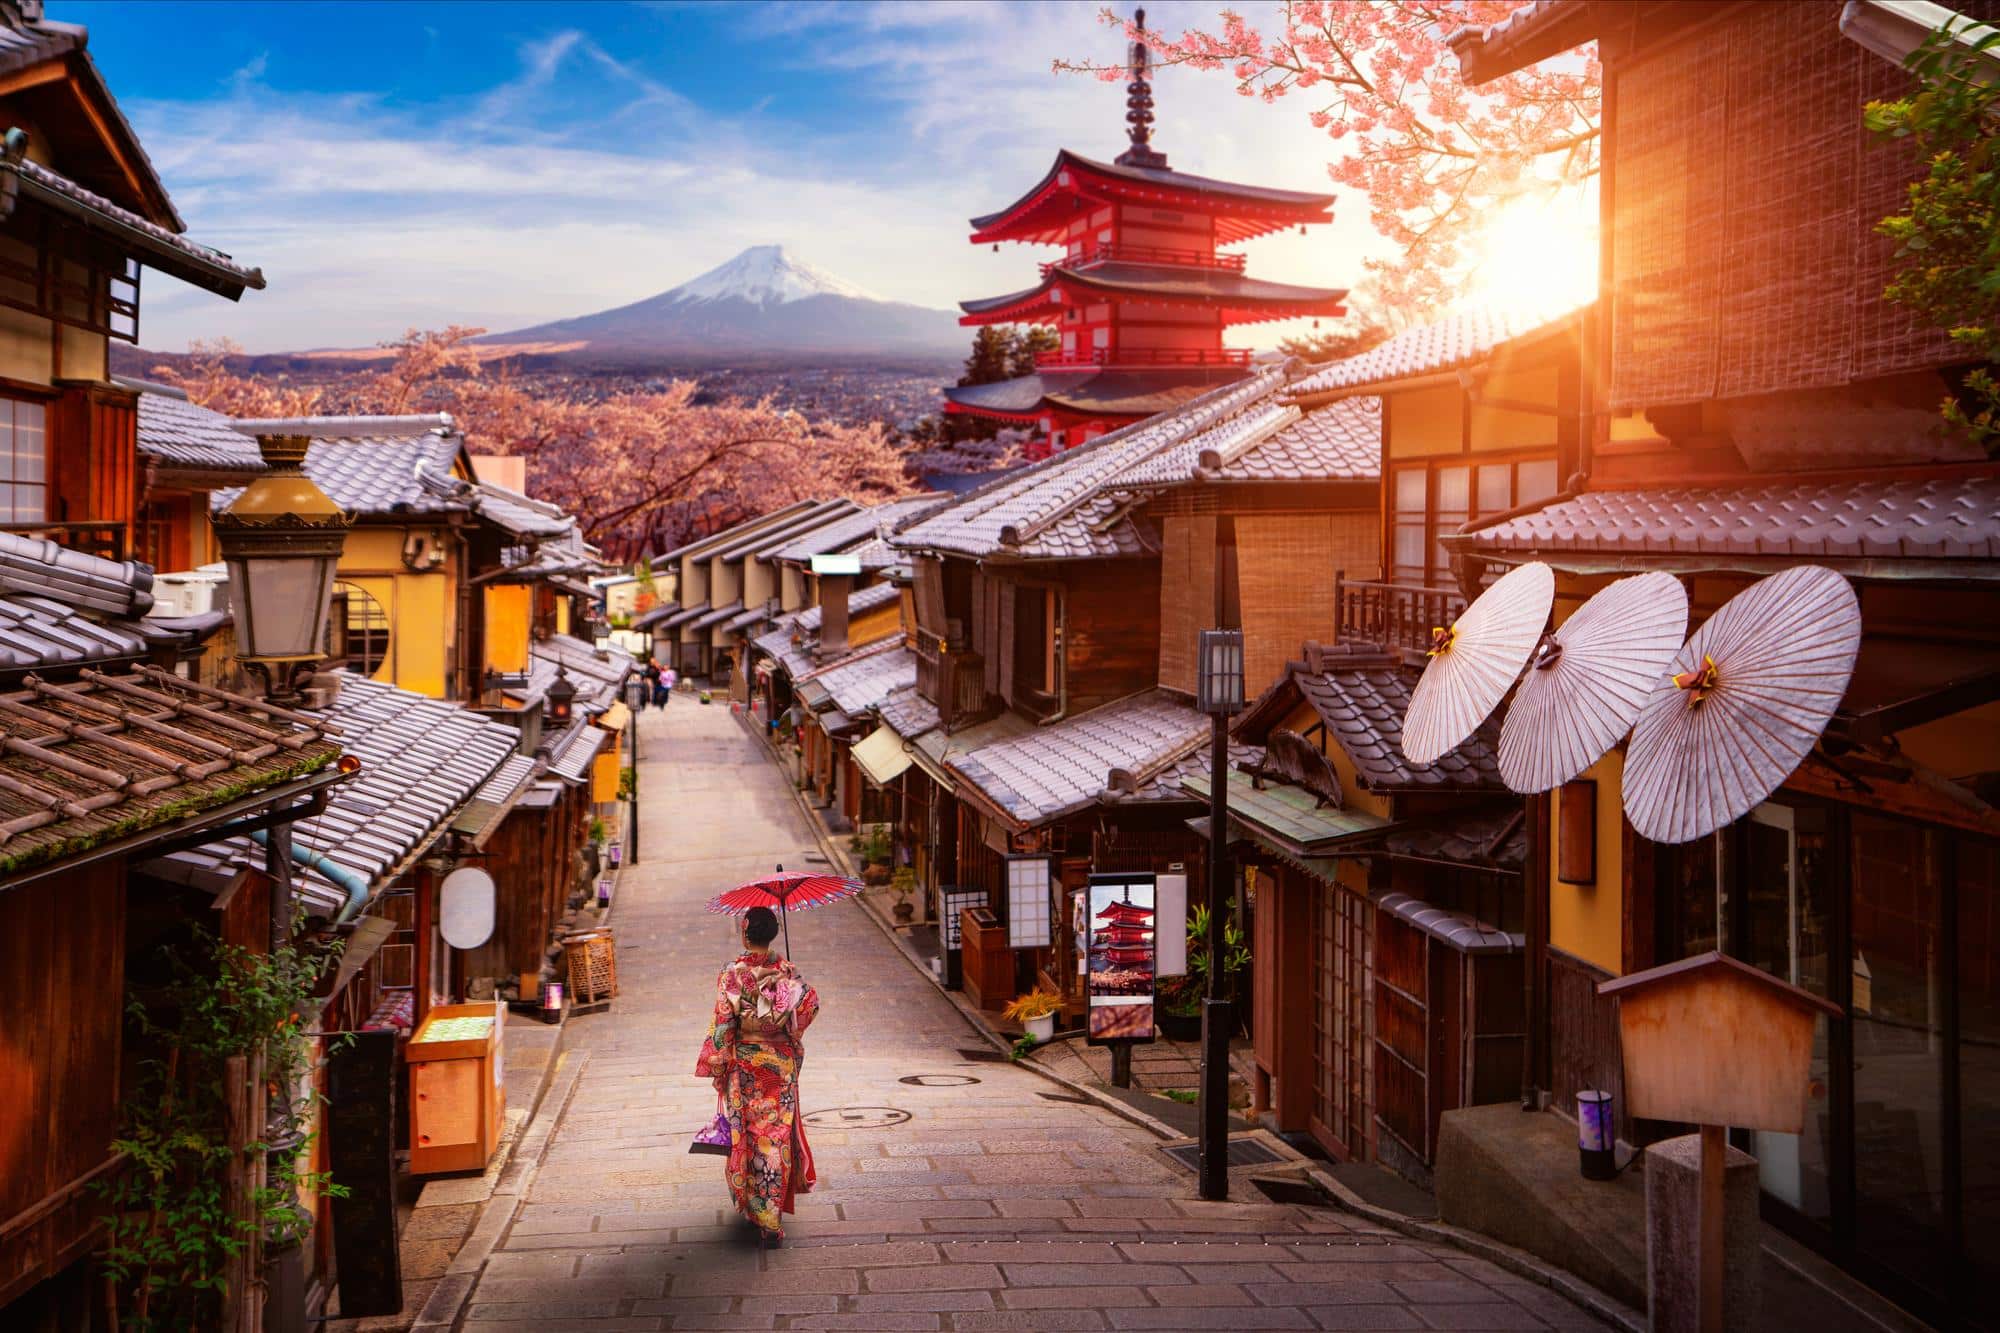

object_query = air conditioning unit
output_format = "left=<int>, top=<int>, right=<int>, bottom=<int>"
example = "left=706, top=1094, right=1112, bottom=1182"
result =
left=148, top=568, right=231, bottom=618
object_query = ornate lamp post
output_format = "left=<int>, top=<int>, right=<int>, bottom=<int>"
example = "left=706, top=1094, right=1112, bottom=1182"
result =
left=1194, top=627, right=1244, bottom=1201
left=213, top=430, right=351, bottom=704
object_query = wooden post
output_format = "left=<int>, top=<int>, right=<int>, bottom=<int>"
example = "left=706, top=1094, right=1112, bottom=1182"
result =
left=1699, top=1123, right=1725, bottom=1333
left=1110, top=1041, right=1133, bottom=1089
left=220, top=1051, right=267, bottom=1333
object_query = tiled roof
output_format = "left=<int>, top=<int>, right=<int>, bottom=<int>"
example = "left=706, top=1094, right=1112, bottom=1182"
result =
left=692, top=599, right=745, bottom=630
left=529, top=634, right=635, bottom=713
left=0, top=665, right=341, bottom=879
left=1293, top=663, right=1504, bottom=793
left=0, top=530, right=154, bottom=618
left=900, top=368, right=1289, bottom=561
left=1382, top=806, right=1527, bottom=872
left=152, top=673, right=518, bottom=909
left=0, top=18, right=83, bottom=78
left=12, top=156, right=261, bottom=296
left=877, top=684, right=939, bottom=740
left=1209, top=395, right=1380, bottom=482
left=1288, top=301, right=1587, bottom=398
left=712, top=500, right=859, bottom=564
left=416, top=468, right=574, bottom=539
left=133, top=389, right=268, bottom=479
left=549, top=720, right=610, bottom=782
left=962, top=263, right=1345, bottom=317
left=1445, top=0, right=1595, bottom=85
left=213, top=429, right=467, bottom=518
left=800, top=640, right=916, bottom=716
left=971, top=149, right=1335, bottom=236
left=449, top=752, right=539, bottom=843
left=771, top=495, right=952, bottom=564
left=751, top=619, right=815, bottom=681
left=726, top=603, right=774, bottom=632
left=1376, top=891, right=1520, bottom=954
left=1453, top=473, right=2000, bottom=568
left=632, top=601, right=681, bottom=632
left=946, top=690, right=1213, bottom=828
left=944, top=366, right=1252, bottom=421
left=0, top=532, right=224, bottom=672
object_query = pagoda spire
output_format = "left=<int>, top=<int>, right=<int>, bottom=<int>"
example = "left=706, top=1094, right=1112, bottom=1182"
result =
left=1115, top=8, right=1169, bottom=170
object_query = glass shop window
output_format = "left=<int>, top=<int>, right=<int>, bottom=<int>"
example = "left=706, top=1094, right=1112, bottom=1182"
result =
left=0, top=398, right=47, bottom=523
left=1391, top=467, right=1428, bottom=584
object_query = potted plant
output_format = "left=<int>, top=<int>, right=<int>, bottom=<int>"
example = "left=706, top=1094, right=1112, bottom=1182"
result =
left=860, top=827, right=893, bottom=885
left=1161, top=905, right=1249, bottom=1042
left=888, top=866, right=918, bottom=924
left=1002, top=987, right=1064, bottom=1044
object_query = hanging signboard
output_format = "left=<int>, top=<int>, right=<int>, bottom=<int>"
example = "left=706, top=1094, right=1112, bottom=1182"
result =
left=1155, top=871, right=1189, bottom=977
left=438, top=867, right=497, bottom=950
left=1086, top=872, right=1156, bottom=1045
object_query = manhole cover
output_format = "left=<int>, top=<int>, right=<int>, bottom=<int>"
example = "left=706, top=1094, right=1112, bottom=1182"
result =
left=897, top=1074, right=981, bottom=1087
left=1161, top=1138, right=1287, bottom=1171
left=801, top=1106, right=911, bottom=1129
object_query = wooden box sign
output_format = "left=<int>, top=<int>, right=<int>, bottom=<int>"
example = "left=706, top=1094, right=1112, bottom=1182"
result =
left=1598, top=952, right=1841, bottom=1134
left=405, top=1001, right=506, bottom=1175
left=960, top=907, right=1015, bottom=1012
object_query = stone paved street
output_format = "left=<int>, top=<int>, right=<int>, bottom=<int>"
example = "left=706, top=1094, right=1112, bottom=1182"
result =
left=457, top=698, right=1603, bottom=1332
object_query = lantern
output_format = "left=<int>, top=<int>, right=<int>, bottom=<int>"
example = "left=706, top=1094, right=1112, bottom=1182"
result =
left=212, top=432, right=350, bottom=701
left=1195, top=628, right=1245, bottom=716
left=547, top=666, right=578, bottom=725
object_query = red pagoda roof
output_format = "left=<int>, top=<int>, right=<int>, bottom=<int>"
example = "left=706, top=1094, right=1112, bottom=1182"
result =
left=1096, top=900, right=1155, bottom=922
left=960, top=262, right=1347, bottom=329
left=943, top=365, right=1253, bottom=424
left=970, top=149, right=1336, bottom=247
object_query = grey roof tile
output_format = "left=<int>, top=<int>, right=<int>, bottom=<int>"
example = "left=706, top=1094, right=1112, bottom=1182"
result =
left=1290, top=301, right=1588, bottom=397
left=877, top=684, right=939, bottom=739
left=134, top=391, right=268, bottom=478
left=213, top=430, right=467, bottom=517
left=1292, top=664, right=1504, bottom=793
left=800, top=639, right=916, bottom=716
left=1457, top=474, right=2000, bottom=565
left=771, top=495, right=952, bottom=564
left=945, top=691, right=1216, bottom=827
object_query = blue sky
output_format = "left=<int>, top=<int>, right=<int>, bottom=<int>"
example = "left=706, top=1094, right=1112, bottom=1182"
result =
left=65, top=1, right=1380, bottom=353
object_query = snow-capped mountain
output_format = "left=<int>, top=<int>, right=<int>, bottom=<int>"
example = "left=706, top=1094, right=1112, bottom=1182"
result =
left=484, top=245, right=960, bottom=363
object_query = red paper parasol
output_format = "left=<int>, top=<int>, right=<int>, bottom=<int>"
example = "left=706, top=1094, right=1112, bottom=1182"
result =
left=706, top=865, right=864, bottom=956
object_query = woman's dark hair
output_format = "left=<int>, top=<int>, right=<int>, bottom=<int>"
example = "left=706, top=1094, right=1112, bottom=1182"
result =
left=744, top=907, right=780, bottom=947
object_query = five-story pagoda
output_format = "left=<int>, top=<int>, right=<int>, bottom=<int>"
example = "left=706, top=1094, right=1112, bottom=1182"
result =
left=945, top=10, right=1349, bottom=458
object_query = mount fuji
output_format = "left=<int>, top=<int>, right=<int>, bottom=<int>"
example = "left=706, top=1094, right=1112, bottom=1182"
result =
left=484, top=245, right=962, bottom=364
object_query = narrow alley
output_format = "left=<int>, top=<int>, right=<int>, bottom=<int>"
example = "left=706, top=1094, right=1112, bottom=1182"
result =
left=452, top=700, right=1599, bottom=1332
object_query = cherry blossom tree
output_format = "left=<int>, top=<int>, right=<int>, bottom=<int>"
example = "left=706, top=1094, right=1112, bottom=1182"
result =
left=1058, top=2, right=1600, bottom=317
left=154, top=339, right=324, bottom=417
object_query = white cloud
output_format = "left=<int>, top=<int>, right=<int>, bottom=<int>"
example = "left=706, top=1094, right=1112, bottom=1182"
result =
left=131, top=1, right=1390, bottom=353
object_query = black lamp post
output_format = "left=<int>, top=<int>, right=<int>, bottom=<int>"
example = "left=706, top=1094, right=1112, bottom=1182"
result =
left=1195, top=627, right=1244, bottom=1201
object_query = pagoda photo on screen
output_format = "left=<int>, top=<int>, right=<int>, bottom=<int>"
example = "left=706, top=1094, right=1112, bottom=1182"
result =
left=1086, top=873, right=1157, bottom=1043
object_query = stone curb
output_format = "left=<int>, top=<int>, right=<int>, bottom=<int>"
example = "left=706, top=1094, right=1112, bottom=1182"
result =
left=1298, top=1163, right=1646, bottom=1333
left=409, top=1049, right=592, bottom=1331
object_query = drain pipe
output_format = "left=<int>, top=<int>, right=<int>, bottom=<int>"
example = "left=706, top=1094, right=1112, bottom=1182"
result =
left=251, top=828, right=370, bottom=925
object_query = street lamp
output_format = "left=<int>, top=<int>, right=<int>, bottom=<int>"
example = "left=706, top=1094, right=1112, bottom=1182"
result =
left=1195, top=628, right=1244, bottom=1201
left=212, top=432, right=351, bottom=703
left=547, top=666, right=578, bottom=725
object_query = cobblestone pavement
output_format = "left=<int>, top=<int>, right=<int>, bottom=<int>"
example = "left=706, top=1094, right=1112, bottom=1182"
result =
left=458, top=698, right=1602, bottom=1332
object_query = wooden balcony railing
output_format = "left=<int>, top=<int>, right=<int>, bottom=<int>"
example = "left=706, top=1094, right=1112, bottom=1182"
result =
left=1034, top=346, right=1253, bottom=372
left=1334, top=576, right=1466, bottom=661
left=914, top=631, right=988, bottom=730
left=1043, top=243, right=1247, bottom=275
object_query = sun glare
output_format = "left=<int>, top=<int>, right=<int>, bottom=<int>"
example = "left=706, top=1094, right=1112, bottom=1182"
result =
left=1460, top=190, right=1600, bottom=320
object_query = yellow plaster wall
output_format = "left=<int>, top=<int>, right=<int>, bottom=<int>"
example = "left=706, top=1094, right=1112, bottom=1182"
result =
left=59, top=324, right=106, bottom=383
left=336, top=527, right=456, bottom=698
left=0, top=306, right=52, bottom=384
left=591, top=745, right=621, bottom=804
left=1468, top=365, right=1560, bottom=451
left=710, top=558, right=741, bottom=606
left=781, top=566, right=807, bottom=612
left=1386, top=384, right=1462, bottom=459
left=680, top=557, right=709, bottom=605
left=1548, top=748, right=1627, bottom=975
left=556, top=597, right=571, bottom=636
left=743, top=558, right=775, bottom=609
left=484, top=585, right=531, bottom=674
left=850, top=601, right=902, bottom=650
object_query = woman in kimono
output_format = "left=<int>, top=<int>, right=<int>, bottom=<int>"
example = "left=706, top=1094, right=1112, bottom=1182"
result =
left=694, top=906, right=818, bottom=1244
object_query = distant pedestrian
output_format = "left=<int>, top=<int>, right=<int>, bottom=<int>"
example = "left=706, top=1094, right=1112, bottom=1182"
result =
left=639, top=662, right=660, bottom=709
left=659, top=666, right=677, bottom=708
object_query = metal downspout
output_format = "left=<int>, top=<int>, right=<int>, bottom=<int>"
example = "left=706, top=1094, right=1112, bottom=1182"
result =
left=251, top=828, right=370, bottom=925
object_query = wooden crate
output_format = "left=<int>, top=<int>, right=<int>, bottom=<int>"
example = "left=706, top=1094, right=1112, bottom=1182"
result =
left=405, top=1001, right=504, bottom=1175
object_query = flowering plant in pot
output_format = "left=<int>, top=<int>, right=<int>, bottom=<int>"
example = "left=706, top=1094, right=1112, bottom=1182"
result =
left=1002, top=987, right=1064, bottom=1044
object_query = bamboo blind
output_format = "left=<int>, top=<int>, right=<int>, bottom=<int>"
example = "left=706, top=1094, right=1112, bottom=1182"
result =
left=1155, top=514, right=1214, bottom=695
left=1237, top=515, right=1371, bottom=697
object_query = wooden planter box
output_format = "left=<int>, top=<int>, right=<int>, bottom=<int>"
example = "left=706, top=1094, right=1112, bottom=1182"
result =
left=406, top=1002, right=505, bottom=1175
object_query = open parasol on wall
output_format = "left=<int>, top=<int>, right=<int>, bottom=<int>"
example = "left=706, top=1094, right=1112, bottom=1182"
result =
left=1622, top=565, right=1861, bottom=845
left=1498, top=571, right=1690, bottom=794
left=1402, top=561, right=1555, bottom=767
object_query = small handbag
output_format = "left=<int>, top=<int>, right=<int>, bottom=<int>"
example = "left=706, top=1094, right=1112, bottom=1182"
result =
left=688, top=1107, right=732, bottom=1156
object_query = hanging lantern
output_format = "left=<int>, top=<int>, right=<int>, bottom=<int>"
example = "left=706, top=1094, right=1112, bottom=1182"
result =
left=212, top=431, right=351, bottom=702
left=547, top=666, right=578, bottom=725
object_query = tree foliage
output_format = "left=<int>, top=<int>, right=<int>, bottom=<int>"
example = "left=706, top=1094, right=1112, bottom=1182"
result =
left=1865, top=19, right=2000, bottom=451
left=1058, top=2, right=1600, bottom=317
left=157, top=328, right=914, bottom=560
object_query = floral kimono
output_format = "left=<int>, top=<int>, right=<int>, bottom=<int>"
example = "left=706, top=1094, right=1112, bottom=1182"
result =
left=694, top=950, right=819, bottom=1236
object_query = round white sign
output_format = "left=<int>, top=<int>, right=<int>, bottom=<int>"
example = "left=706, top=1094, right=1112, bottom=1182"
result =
left=439, top=867, right=497, bottom=949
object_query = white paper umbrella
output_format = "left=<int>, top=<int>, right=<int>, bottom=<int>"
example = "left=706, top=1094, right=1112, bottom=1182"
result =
left=1623, top=565, right=1861, bottom=844
left=1498, top=571, right=1690, bottom=793
left=1403, top=561, right=1555, bottom=767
